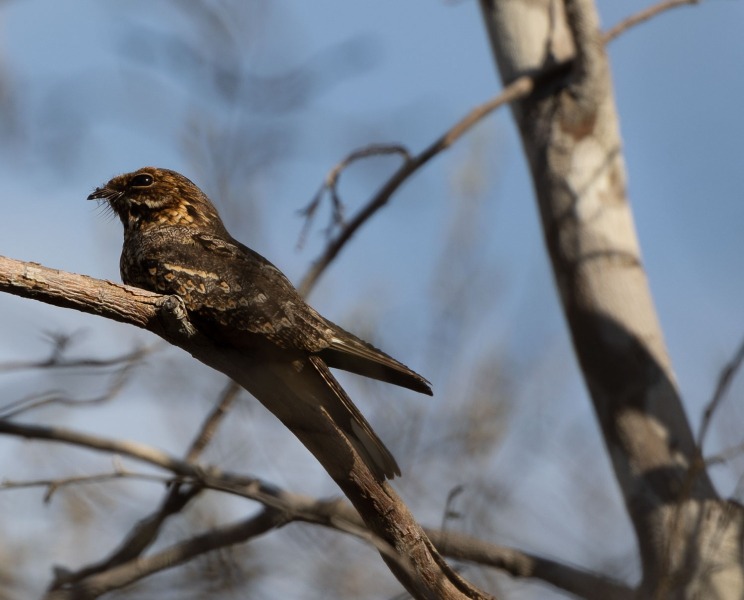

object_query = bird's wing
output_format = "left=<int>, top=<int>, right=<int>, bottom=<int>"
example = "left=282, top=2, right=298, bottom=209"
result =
left=192, top=232, right=432, bottom=396
left=317, top=329, right=432, bottom=395
left=188, top=233, right=334, bottom=353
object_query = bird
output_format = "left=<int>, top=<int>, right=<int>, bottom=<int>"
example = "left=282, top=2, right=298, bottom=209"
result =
left=88, top=166, right=431, bottom=480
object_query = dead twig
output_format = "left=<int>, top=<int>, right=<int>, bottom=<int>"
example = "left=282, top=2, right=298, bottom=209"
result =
left=298, top=75, right=535, bottom=296
left=603, top=0, right=701, bottom=44
left=297, top=144, right=412, bottom=251
left=0, top=353, right=143, bottom=419
left=697, top=335, right=744, bottom=451
left=48, top=380, right=243, bottom=589
left=297, top=0, right=706, bottom=297
left=0, top=468, right=175, bottom=503
left=0, top=343, right=152, bottom=373
left=186, top=379, right=242, bottom=461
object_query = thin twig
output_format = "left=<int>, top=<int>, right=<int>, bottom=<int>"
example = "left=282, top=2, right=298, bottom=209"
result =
left=297, top=75, right=536, bottom=296
left=0, top=470, right=175, bottom=502
left=705, top=442, right=744, bottom=467
left=0, top=419, right=206, bottom=479
left=602, top=0, right=701, bottom=43
left=186, top=379, right=241, bottom=461
left=45, top=510, right=284, bottom=600
left=297, top=144, right=412, bottom=251
left=297, top=0, right=705, bottom=297
left=697, top=335, right=744, bottom=450
left=0, top=345, right=152, bottom=373
left=0, top=354, right=142, bottom=419
left=48, top=380, right=243, bottom=589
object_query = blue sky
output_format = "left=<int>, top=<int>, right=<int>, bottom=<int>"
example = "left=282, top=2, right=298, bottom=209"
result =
left=0, top=1, right=743, bottom=597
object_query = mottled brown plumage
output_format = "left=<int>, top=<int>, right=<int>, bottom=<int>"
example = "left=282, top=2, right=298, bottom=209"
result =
left=88, top=166, right=431, bottom=479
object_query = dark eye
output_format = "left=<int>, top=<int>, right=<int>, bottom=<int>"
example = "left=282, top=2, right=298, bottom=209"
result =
left=130, top=173, right=154, bottom=188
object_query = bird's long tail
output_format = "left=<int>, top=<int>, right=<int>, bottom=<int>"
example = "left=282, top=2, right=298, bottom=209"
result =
left=240, top=356, right=400, bottom=480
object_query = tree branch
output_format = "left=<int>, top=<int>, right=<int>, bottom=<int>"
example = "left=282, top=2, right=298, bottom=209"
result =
left=0, top=343, right=153, bottom=373
left=44, top=510, right=283, bottom=600
left=427, top=529, right=634, bottom=600
left=297, top=75, right=535, bottom=296
left=0, top=255, right=488, bottom=600
left=48, top=380, right=241, bottom=590
left=1, top=420, right=632, bottom=600
left=602, top=0, right=701, bottom=43
left=479, top=0, right=743, bottom=596
left=297, top=0, right=708, bottom=297
left=697, top=334, right=744, bottom=451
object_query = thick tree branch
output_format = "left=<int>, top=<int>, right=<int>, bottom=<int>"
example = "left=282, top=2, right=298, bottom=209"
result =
left=0, top=255, right=488, bottom=600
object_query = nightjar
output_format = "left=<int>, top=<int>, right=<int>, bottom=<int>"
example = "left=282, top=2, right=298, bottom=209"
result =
left=88, top=167, right=431, bottom=479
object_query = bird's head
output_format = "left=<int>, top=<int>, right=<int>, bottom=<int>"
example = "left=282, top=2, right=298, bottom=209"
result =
left=88, top=167, right=225, bottom=233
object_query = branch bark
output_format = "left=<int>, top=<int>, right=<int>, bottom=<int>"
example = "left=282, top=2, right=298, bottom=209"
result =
left=0, top=255, right=487, bottom=600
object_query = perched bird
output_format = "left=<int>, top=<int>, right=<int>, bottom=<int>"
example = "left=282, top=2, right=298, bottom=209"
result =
left=88, top=167, right=431, bottom=479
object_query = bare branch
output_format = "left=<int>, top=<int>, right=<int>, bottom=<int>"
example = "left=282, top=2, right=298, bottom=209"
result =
left=47, top=496, right=412, bottom=600
left=186, top=379, right=241, bottom=461
left=0, top=343, right=153, bottom=373
left=0, top=419, right=207, bottom=479
left=603, top=0, right=702, bottom=44
left=297, top=0, right=708, bottom=297
left=0, top=351, right=143, bottom=419
left=297, top=76, right=535, bottom=296
left=427, top=529, right=634, bottom=600
left=50, top=380, right=242, bottom=589
left=297, top=143, right=412, bottom=250
left=45, top=510, right=283, bottom=600
left=0, top=469, right=173, bottom=502
left=697, top=335, right=744, bottom=451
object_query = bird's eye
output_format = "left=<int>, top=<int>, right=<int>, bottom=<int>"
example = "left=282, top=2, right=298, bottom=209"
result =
left=130, top=173, right=154, bottom=188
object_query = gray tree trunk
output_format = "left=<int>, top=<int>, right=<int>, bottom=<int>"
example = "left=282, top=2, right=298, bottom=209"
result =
left=478, top=0, right=744, bottom=597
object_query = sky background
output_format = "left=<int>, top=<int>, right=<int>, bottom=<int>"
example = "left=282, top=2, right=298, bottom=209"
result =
left=0, top=1, right=743, bottom=598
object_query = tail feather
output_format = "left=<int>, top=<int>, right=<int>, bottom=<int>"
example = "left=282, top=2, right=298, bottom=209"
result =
left=240, top=356, right=401, bottom=480
left=308, top=355, right=400, bottom=479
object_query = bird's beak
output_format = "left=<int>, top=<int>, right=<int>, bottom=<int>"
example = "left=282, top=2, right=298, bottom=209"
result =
left=87, top=187, right=108, bottom=200
left=87, top=186, right=121, bottom=202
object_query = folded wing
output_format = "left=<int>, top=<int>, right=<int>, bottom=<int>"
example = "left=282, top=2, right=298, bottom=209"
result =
left=317, top=329, right=433, bottom=396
